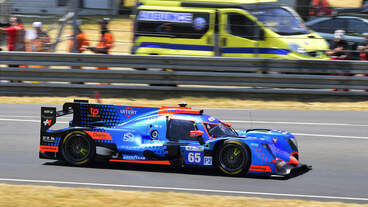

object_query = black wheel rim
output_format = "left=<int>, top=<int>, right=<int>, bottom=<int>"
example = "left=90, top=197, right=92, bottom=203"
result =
left=65, top=135, right=90, bottom=162
left=219, top=144, right=245, bottom=172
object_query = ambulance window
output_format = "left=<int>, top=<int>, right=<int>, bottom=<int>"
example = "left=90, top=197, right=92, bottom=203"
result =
left=227, top=13, right=258, bottom=40
left=167, top=119, right=197, bottom=141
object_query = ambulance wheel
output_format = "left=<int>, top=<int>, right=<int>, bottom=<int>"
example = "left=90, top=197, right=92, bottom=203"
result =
left=62, top=131, right=95, bottom=166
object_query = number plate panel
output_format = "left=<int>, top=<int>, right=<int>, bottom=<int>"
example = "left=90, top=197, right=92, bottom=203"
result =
left=184, top=151, right=204, bottom=165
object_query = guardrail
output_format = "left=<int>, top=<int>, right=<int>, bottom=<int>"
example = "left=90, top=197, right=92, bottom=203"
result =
left=1, top=51, right=368, bottom=96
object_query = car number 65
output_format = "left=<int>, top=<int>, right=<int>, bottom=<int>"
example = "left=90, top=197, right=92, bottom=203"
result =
left=188, top=152, right=201, bottom=163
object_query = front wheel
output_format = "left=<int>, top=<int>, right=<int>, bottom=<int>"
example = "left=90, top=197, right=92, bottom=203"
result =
left=61, top=131, right=95, bottom=166
left=215, top=140, right=250, bottom=176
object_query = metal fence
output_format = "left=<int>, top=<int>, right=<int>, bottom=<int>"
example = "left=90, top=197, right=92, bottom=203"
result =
left=1, top=51, right=368, bottom=96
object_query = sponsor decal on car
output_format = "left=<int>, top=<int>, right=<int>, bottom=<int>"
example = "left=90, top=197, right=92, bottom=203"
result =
left=185, top=146, right=204, bottom=151
left=40, top=145, right=59, bottom=153
left=123, top=132, right=135, bottom=142
left=122, top=155, right=146, bottom=160
left=42, top=136, right=56, bottom=143
left=249, top=165, right=271, bottom=172
left=88, top=107, right=100, bottom=118
left=43, top=119, right=52, bottom=126
left=185, top=151, right=203, bottom=165
left=85, top=131, right=112, bottom=140
left=43, top=109, right=54, bottom=115
left=203, top=156, right=212, bottom=166
left=250, top=143, right=259, bottom=147
left=208, top=116, right=216, bottom=122
left=120, top=107, right=137, bottom=117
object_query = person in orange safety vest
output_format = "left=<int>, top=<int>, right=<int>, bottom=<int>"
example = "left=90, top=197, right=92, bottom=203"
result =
left=85, top=18, right=114, bottom=70
left=69, top=20, right=90, bottom=54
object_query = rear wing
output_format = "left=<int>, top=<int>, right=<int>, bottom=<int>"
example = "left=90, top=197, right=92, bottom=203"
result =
left=41, top=100, right=160, bottom=131
left=40, top=100, right=85, bottom=132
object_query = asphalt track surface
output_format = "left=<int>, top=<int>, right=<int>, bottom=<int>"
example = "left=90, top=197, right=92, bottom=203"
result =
left=0, top=104, right=367, bottom=204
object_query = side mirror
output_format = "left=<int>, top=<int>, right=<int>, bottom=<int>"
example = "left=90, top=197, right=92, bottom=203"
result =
left=190, top=130, right=204, bottom=137
left=190, top=130, right=205, bottom=145
left=223, top=122, right=232, bottom=127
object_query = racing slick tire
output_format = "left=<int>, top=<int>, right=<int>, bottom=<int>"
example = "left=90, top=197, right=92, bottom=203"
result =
left=215, top=140, right=250, bottom=176
left=61, top=131, right=96, bottom=166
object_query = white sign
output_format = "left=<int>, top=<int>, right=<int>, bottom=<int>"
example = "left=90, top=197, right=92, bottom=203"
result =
left=123, top=132, right=135, bottom=142
left=138, top=11, right=193, bottom=23
left=204, top=156, right=212, bottom=166
left=185, top=146, right=203, bottom=151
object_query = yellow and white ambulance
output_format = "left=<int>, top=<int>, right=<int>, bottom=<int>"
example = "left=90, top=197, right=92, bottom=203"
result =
left=131, top=0, right=329, bottom=59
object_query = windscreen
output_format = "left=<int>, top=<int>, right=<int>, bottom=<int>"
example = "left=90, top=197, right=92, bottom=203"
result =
left=252, top=8, right=309, bottom=35
left=204, top=123, right=238, bottom=138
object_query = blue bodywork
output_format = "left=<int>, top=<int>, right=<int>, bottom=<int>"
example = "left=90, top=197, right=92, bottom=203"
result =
left=40, top=101, right=303, bottom=176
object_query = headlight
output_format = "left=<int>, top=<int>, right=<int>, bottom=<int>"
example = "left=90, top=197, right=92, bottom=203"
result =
left=275, top=159, right=291, bottom=175
left=288, top=138, right=298, bottom=151
left=289, top=43, right=309, bottom=56
left=290, top=138, right=298, bottom=148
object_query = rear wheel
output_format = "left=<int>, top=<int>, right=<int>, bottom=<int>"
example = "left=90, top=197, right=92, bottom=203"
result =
left=62, top=131, right=95, bottom=166
left=215, top=140, right=250, bottom=176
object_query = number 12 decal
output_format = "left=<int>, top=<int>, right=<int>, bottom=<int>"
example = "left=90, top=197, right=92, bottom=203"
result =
left=185, top=151, right=203, bottom=165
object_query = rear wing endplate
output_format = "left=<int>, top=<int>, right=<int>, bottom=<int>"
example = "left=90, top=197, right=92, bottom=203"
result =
left=40, top=100, right=87, bottom=131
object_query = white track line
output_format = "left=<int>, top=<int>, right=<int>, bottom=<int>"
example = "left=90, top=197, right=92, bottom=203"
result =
left=0, top=118, right=40, bottom=123
left=0, top=118, right=68, bottom=124
left=1, top=118, right=368, bottom=140
left=1, top=116, right=367, bottom=127
left=0, top=115, right=39, bottom=118
left=225, top=120, right=368, bottom=127
left=205, top=108, right=256, bottom=111
left=0, top=178, right=367, bottom=202
left=0, top=115, right=71, bottom=119
left=293, top=133, right=368, bottom=140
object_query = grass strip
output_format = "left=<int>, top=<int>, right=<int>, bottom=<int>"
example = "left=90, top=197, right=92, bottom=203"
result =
left=0, top=95, right=368, bottom=111
left=0, top=183, right=366, bottom=207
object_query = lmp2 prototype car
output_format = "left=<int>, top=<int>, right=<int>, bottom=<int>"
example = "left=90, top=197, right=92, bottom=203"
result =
left=40, top=100, right=307, bottom=176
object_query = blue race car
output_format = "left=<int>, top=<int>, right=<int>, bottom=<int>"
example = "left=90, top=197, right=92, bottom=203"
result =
left=40, top=100, right=308, bottom=176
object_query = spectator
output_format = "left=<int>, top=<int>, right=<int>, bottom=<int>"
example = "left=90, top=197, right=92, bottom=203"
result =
left=310, top=0, right=333, bottom=17
left=27, top=22, right=50, bottom=70
left=326, top=30, right=349, bottom=60
left=69, top=20, right=89, bottom=53
left=86, top=18, right=114, bottom=70
left=357, top=34, right=368, bottom=92
left=358, top=34, right=368, bottom=61
left=326, top=30, right=351, bottom=91
left=0, top=16, right=25, bottom=52
left=0, top=17, right=25, bottom=83
left=29, top=22, right=50, bottom=53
